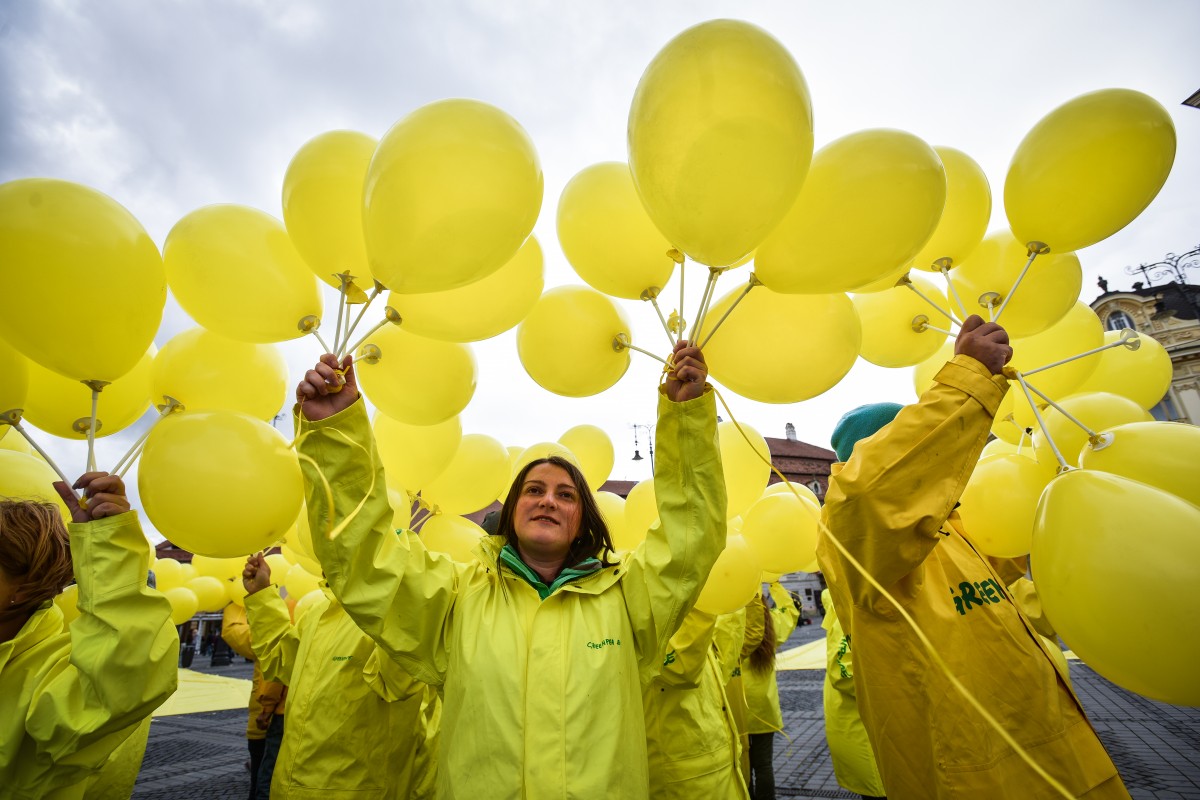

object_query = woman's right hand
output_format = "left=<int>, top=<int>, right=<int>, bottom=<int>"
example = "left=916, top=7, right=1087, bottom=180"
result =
left=296, top=353, right=359, bottom=421
left=243, top=553, right=272, bottom=596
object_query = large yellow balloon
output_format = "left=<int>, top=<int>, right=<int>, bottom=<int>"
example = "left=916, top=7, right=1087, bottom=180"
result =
left=421, top=434, right=510, bottom=515
left=227, top=578, right=249, bottom=607
left=264, top=553, right=292, bottom=581
left=23, top=347, right=153, bottom=440
left=191, top=555, right=243, bottom=583
left=594, top=491, right=631, bottom=551
left=513, top=442, right=580, bottom=477
left=0, top=179, right=166, bottom=382
left=187, top=576, right=229, bottom=612
left=912, top=340, right=956, bottom=398
left=152, top=328, right=287, bottom=421
left=757, top=129, right=946, bottom=294
left=1032, top=470, right=1200, bottom=706
left=163, top=205, right=322, bottom=343
left=154, top=558, right=184, bottom=592
left=419, top=514, right=485, bottom=563
left=1031, top=392, right=1150, bottom=468
left=853, top=272, right=949, bottom=368
left=365, top=99, right=542, bottom=294
left=516, top=287, right=631, bottom=398
left=556, top=162, right=676, bottom=299
left=355, top=326, right=476, bottom=425
left=0, top=339, right=30, bottom=430
left=694, top=535, right=762, bottom=616
left=763, top=481, right=820, bottom=507
left=624, top=479, right=658, bottom=543
left=1005, top=89, right=1176, bottom=253
left=497, top=445, right=525, bottom=504
left=139, top=410, right=303, bottom=558
left=1009, top=302, right=1104, bottom=416
left=910, top=147, right=991, bottom=271
left=292, top=588, right=325, bottom=623
left=164, top=587, right=199, bottom=626
left=284, top=563, right=322, bottom=600
left=1073, top=330, right=1172, bottom=411
left=949, top=230, right=1081, bottom=338
left=559, top=425, right=614, bottom=489
left=741, top=494, right=819, bottom=573
left=701, top=284, right=860, bottom=403
left=386, top=236, right=543, bottom=343
left=628, top=20, right=813, bottom=268
left=282, top=130, right=378, bottom=296
left=0, top=450, right=71, bottom=519
left=373, top=413, right=462, bottom=494
left=719, top=421, right=772, bottom=520
left=1079, top=421, right=1200, bottom=508
left=956, top=455, right=1052, bottom=557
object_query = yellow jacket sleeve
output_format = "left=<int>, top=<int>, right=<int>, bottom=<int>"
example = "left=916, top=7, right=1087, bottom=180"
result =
left=245, top=587, right=301, bottom=685
left=221, top=603, right=256, bottom=661
left=24, top=512, right=178, bottom=778
left=819, top=355, right=1007, bottom=611
left=298, top=399, right=462, bottom=688
left=657, top=608, right=719, bottom=689
left=767, top=583, right=800, bottom=645
left=713, top=608, right=747, bottom=682
left=363, top=645, right=424, bottom=703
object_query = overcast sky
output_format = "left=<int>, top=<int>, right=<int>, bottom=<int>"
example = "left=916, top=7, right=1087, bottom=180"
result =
left=2, top=1, right=1197, bottom=542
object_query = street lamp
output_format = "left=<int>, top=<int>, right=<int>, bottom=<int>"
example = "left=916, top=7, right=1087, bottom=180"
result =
left=1124, top=244, right=1200, bottom=321
left=631, top=424, right=655, bottom=471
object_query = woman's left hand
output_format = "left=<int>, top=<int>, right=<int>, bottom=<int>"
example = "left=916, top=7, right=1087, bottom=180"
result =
left=54, top=472, right=130, bottom=523
left=664, top=340, right=708, bottom=403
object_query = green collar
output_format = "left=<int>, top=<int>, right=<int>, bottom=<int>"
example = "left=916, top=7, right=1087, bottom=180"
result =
left=498, top=544, right=602, bottom=600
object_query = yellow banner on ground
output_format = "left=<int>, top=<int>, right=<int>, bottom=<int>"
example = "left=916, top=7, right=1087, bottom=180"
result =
left=776, top=640, right=826, bottom=671
left=153, top=669, right=252, bottom=717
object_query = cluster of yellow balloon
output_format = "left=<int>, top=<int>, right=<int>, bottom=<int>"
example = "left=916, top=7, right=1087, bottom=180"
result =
left=853, top=273, right=949, bottom=369
left=517, top=287, right=632, bottom=397
left=152, top=329, right=287, bottom=421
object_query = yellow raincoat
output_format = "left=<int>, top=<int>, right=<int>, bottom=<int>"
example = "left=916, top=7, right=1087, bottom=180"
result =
left=222, top=603, right=285, bottom=739
left=714, top=602, right=754, bottom=783
left=300, top=388, right=726, bottom=799
left=816, top=354, right=1129, bottom=799
left=743, top=583, right=799, bottom=735
left=643, top=608, right=747, bottom=799
left=245, top=584, right=434, bottom=799
left=0, top=512, right=178, bottom=799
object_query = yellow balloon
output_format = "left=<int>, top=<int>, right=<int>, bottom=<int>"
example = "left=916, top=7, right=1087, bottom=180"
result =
left=138, top=410, right=303, bottom=558
left=365, top=99, right=542, bottom=294
left=264, top=553, right=292, bottom=581
left=0, top=338, right=30, bottom=426
left=154, top=558, right=184, bottom=592
left=628, top=20, right=813, bottom=267
left=741, top=494, right=819, bottom=573
left=421, top=434, right=510, bottom=515
left=1072, top=330, right=1173, bottom=411
left=284, top=563, right=322, bottom=600
left=187, top=576, right=228, bottom=612
left=280, top=543, right=320, bottom=577
left=516, top=286, right=631, bottom=398
left=373, top=413, right=461, bottom=492
left=910, top=147, right=991, bottom=271
left=949, top=230, right=1081, bottom=338
left=164, top=587, right=199, bottom=626
left=757, top=129, right=946, bottom=294
left=22, top=347, right=153, bottom=440
left=853, top=272, right=949, bottom=368
left=957, top=455, right=1052, bottom=557
left=191, top=555, right=243, bottom=583
left=386, top=236, right=544, bottom=343
left=152, top=328, right=287, bottom=420
left=179, top=563, right=197, bottom=584
left=557, top=162, right=676, bottom=299
left=594, top=491, right=631, bottom=551
left=293, top=588, right=326, bottom=624
left=163, top=205, right=322, bottom=343
left=763, top=481, right=819, bottom=507
left=701, top=284, right=860, bottom=403
left=851, top=263, right=910, bottom=294
left=694, top=535, right=762, bottom=616
left=0, top=450, right=71, bottom=520
left=624, top=479, right=658, bottom=543
left=1031, top=392, right=1151, bottom=468
left=911, top=340, right=956, bottom=398
left=1009, top=302, right=1104, bottom=409
left=227, top=578, right=248, bottom=607
left=282, top=130, right=378, bottom=295
left=497, top=445, right=525, bottom=504
left=513, top=442, right=580, bottom=476
left=356, top=326, right=476, bottom=425
left=718, top=421, right=771, bottom=520
left=1032, top=470, right=1200, bottom=705
left=559, top=425, right=614, bottom=488
left=0, top=179, right=166, bottom=382
left=1005, top=89, right=1176, bottom=253
left=54, top=584, right=80, bottom=626
left=1079, top=421, right=1200, bottom=508
left=419, top=514, right=485, bottom=563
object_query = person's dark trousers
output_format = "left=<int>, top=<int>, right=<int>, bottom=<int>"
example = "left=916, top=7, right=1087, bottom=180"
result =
left=247, top=738, right=266, bottom=800
left=749, top=732, right=776, bottom=800
left=255, top=715, right=284, bottom=800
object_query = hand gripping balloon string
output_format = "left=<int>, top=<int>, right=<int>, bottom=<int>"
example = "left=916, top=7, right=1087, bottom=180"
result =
left=641, top=287, right=678, bottom=348
left=699, top=273, right=761, bottom=350
left=344, top=306, right=403, bottom=360
left=337, top=281, right=385, bottom=357
left=1020, top=329, right=1140, bottom=378
left=0, top=410, right=79, bottom=500
left=993, top=242, right=1049, bottom=324
left=900, top=274, right=960, bottom=328
left=612, top=333, right=669, bottom=366
left=1006, top=369, right=1072, bottom=473
left=936, top=260, right=970, bottom=321
left=710, top=385, right=1074, bottom=799
left=112, top=397, right=184, bottom=478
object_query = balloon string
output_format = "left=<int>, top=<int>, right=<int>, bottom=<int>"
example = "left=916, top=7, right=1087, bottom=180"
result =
left=345, top=318, right=392, bottom=359
left=994, top=249, right=1040, bottom=324
left=709, top=385, right=1074, bottom=799
left=613, top=335, right=669, bottom=366
left=331, top=275, right=350, bottom=356
left=1018, top=375, right=1101, bottom=442
left=86, top=385, right=101, bottom=473
left=310, top=327, right=335, bottom=356
left=644, top=291, right=678, bottom=349
left=1020, top=332, right=1138, bottom=378
left=1011, top=371, right=1071, bottom=471
left=688, top=268, right=723, bottom=343
left=940, top=265, right=970, bottom=321
left=699, top=274, right=760, bottom=350
left=338, top=283, right=383, bottom=357
left=913, top=318, right=955, bottom=337
left=0, top=413, right=79, bottom=500
left=112, top=399, right=183, bottom=478
left=901, top=276, right=961, bottom=327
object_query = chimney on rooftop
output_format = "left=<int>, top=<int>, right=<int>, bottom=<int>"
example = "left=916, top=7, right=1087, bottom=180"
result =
left=785, top=423, right=797, bottom=442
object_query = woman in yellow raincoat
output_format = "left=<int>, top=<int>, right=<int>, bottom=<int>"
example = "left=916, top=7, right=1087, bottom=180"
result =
left=0, top=472, right=178, bottom=799
left=743, top=582, right=801, bottom=800
left=294, top=340, right=726, bottom=799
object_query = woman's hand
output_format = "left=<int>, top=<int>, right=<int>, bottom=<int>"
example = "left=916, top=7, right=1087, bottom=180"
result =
left=955, top=315, right=1013, bottom=376
left=664, top=340, right=708, bottom=403
left=296, top=354, right=359, bottom=421
left=54, top=472, right=130, bottom=523
left=242, top=553, right=272, bottom=596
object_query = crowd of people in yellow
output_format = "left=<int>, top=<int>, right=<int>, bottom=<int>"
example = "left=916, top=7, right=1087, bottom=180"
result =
left=0, top=321, right=1132, bottom=799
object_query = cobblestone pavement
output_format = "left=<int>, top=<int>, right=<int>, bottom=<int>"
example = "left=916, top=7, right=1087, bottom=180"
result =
left=134, top=624, right=1200, bottom=799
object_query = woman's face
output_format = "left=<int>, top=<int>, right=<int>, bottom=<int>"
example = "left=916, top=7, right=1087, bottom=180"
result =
left=513, top=463, right=582, bottom=561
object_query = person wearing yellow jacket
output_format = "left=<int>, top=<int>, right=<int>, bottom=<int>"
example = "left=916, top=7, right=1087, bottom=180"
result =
left=643, top=607, right=748, bottom=799
left=293, top=340, right=726, bottom=799
left=743, top=582, right=800, bottom=800
left=820, top=588, right=884, bottom=799
left=0, top=472, right=178, bottom=799
left=241, top=554, right=435, bottom=799
left=222, top=602, right=286, bottom=800
left=816, top=316, right=1130, bottom=799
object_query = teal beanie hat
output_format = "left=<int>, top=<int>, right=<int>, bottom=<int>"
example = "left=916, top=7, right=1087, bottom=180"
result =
left=831, top=403, right=903, bottom=463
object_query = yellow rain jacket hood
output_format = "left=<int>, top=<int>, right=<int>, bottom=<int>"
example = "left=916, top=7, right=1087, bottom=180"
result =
left=743, top=582, right=799, bottom=735
left=816, top=355, right=1127, bottom=799
left=299, top=388, right=726, bottom=799
left=0, top=512, right=178, bottom=799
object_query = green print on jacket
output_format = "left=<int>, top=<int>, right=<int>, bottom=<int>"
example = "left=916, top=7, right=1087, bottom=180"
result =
left=949, top=578, right=1008, bottom=615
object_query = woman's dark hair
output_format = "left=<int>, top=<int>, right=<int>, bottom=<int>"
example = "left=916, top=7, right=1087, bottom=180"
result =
left=0, top=500, right=73, bottom=625
left=495, top=456, right=617, bottom=570
left=748, top=591, right=778, bottom=675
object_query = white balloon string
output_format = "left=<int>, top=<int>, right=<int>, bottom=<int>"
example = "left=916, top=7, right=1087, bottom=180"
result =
left=338, top=284, right=382, bottom=357
left=1020, top=376, right=1101, bottom=442
left=331, top=276, right=349, bottom=354
left=86, top=385, right=100, bottom=474
left=940, top=265, right=970, bottom=321
left=339, top=292, right=355, bottom=356
left=1016, top=424, right=1029, bottom=457
left=902, top=277, right=960, bottom=327
left=678, top=254, right=686, bottom=337
left=994, top=250, right=1039, bottom=324
left=1021, top=334, right=1137, bottom=378
left=987, top=298, right=996, bottom=322
left=310, top=327, right=334, bottom=356
left=644, top=291, right=678, bottom=349
left=345, top=318, right=393, bottom=359
left=0, top=415, right=78, bottom=499
left=914, top=319, right=955, bottom=337
left=112, top=399, right=182, bottom=477
left=710, top=384, right=1073, bottom=798
left=1011, top=371, right=1071, bottom=471
left=687, top=267, right=721, bottom=343
left=612, top=335, right=669, bottom=366
left=699, top=274, right=759, bottom=350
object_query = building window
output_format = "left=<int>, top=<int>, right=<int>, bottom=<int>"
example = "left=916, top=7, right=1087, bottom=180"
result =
left=807, top=479, right=823, bottom=498
left=1105, top=310, right=1136, bottom=331
left=1150, top=395, right=1179, bottom=422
